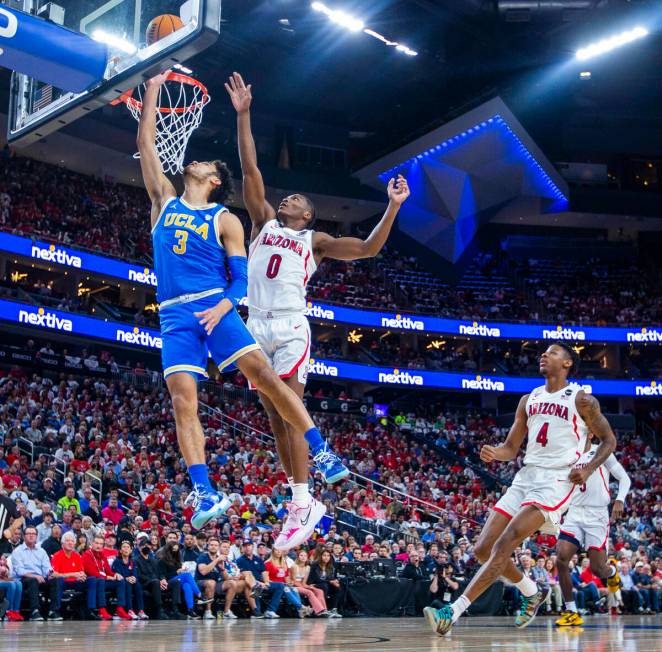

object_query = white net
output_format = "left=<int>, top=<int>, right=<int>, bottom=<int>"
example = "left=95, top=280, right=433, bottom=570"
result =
left=125, top=73, right=210, bottom=175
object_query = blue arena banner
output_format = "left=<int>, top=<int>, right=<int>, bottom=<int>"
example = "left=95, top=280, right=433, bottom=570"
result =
left=0, top=232, right=157, bottom=287
left=1, top=231, right=661, bottom=345
left=0, top=297, right=659, bottom=397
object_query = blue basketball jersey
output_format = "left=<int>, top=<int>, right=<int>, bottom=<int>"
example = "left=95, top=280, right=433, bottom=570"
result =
left=152, top=197, right=229, bottom=303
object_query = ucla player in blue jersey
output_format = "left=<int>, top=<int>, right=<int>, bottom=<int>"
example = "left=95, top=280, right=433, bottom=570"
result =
left=138, top=71, right=338, bottom=538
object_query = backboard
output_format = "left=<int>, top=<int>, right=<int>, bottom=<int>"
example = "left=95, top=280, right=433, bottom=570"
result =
left=8, top=0, right=221, bottom=146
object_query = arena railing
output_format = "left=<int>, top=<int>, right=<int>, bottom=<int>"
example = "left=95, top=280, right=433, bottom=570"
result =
left=84, top=470, right=103, bottom=504
left=198, top=400, right=479, bottom=530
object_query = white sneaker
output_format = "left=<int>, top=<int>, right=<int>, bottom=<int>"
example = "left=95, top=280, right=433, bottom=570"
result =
left=203, top=610, right=215, bottom=620
left=273, top=498, right=326, bottom=551
left=264, top=610, right=280, bottom=619
left=223, top=611, right=238, bottom=619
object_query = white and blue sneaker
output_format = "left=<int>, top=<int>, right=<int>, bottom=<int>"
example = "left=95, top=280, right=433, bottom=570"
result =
left=186, top=486, right=231, bottom=530
left=312, top=443, right=350, bottom=484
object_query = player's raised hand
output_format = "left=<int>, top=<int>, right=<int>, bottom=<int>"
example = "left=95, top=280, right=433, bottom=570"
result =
left=146, top=70, right=170, bottom=89
left=479, top=445, right=500, bottom=463
left=387, top=175, right=410, bottom=206
left=194, top=299, right=233, bottom=335
left=225, top=72, right=253, bottom=114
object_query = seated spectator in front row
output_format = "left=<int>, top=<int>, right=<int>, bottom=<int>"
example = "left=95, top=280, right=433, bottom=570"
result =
left=308, top=549, right=343, bottom=617
left=218, top=540, right=259, bottom=619
left=265, top=549, right=307, bottom=618
left=135, top=533, right=182, bottom=620
left=236, top=539, right=284, bottom=619
left=157, top=540, right=206, bottom=620
left=0, top=554, right=23, bottom=621
left=10, top=526, right=58, bottom=621
left=291, top=549, right=331, bottom=617
left=112, top=540, right=148, bottom=620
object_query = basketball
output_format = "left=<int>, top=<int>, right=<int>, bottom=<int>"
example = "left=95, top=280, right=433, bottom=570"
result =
left=146, top=14, right=184, bottom=46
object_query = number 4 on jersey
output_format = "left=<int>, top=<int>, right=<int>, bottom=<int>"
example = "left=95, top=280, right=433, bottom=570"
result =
left=535, top=422, right=549, bottom=447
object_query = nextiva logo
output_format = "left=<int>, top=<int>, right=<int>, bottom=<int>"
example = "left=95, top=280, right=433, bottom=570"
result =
left=116, top=326, right=162, bottom=349
left=378, top=368, right=424, bottom=385
left=0, top=8, right=18, bottom=39
left=31, top=243, right=81, bottom=268
left=458, top=321, right=501, bottom=338
left=626, top=327, right=662, bottom=343
left=635, top=380, right=662, bottom=397
left=307, top=358, right=338, bottom=377
left=128, top=267, right=158, bottom=287
left=18, top=307, right=72, bottom=332
left=380, top=313, right=425, bottom=331
left=570, top=381, right=593, bottom=394
left=542, top=325, right=586, bottom=341
left=305, top=302, right=335, bottom=320
left=461, top=375, right=505, bottom=392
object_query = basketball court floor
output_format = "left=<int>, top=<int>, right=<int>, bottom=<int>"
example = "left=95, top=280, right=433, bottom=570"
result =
left=2, top=616, right=660, bottom=652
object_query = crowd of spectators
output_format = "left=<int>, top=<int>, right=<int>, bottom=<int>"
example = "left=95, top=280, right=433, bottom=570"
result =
left=0, top=361, right=658, bottom=621
left=1, top=154, right=660, bottom=327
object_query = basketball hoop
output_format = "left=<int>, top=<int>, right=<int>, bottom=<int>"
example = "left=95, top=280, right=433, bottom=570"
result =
left=115, top=71, right=210, bottom=175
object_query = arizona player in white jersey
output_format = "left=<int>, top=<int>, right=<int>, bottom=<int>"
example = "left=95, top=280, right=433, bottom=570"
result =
left=226, top=72, right=410, bottom=551
left=554, top=438, right=631, bottom=626
left=424, top=342, right=617, bottom=636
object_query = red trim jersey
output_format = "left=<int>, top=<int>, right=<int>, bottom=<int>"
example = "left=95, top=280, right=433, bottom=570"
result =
left=524, top=384, right=588, bottom=468
left=248, top=220, right=317, bottom=316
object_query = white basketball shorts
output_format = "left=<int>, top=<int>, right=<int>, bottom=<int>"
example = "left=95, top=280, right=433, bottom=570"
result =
left=560, top=505, right=609, bottom=551
left=493, top=464, right=576, bottom=534
left=247, top=314, right=311, bottom=386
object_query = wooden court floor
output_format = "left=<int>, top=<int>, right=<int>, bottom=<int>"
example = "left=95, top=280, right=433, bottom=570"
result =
left=1, top=615, right=660, bottom=652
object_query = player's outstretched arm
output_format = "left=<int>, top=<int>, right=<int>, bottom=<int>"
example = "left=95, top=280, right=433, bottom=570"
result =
left=194, top=212, right=248, bottom=335
left=604, top=454, right=631, bottom=520
left=569, top=393, right=617, bottom=485
left=313, top=176, right=410, bottom=262
left=137, top=71, right=176, bottom=225
left=225, top=72, right=275, bottom=238
left=479, top=393, right=529, bottom=463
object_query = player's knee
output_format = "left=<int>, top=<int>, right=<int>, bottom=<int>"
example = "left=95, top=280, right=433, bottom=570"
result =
left=492, top=532, right=517, bottom=561
left=252, top=362, right=280, bottom=393
left=171, top=391, right=197, bottom=420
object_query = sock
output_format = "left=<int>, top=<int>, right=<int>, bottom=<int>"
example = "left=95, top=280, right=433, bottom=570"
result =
left=292, top=483, right=311, bottom=505
left=565, top=600, right=577, bottom=613
left=515, top=575, right=539, bottom=598
left=450, top=595, right=471, bottom=623
left=188, top=464, right=213, bottom=492
left=304, top=427, right=325, bottom=452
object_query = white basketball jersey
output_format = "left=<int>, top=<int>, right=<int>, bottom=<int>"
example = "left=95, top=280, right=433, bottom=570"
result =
left=524, top=384, right=588, bottom=468
left=248, top=220, right=317, bottom=316
left=570, top=445, right=613, bottom=508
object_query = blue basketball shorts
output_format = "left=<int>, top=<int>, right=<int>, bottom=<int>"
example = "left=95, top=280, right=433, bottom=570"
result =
left=159, top=293, right=260, bottom=380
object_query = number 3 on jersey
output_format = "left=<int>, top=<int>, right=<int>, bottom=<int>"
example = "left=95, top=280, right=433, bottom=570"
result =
left=535, top=422, right=549, bottom=447
left=173, top=229, right=188, bottom=255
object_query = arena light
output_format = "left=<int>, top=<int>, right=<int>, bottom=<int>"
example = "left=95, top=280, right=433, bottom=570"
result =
left=312, top=3, right=417, bottom=55
left=311, top=2, right=364, bottom=32
left=91, top=29, right=137, bottom=55
left=575, top=26, right=648, bottom=61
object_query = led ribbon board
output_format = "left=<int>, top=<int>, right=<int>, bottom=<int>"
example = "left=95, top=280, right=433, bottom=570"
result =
left=1, top=231, right=659, bottom=344
left=0, top=298, right=658, bottom=397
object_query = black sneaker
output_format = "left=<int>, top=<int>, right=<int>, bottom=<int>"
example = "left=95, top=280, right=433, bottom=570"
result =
left=31, top=609, right=44, bottom=622
left=48, top=610, right=63, bottom=621
left=88, top=610, right=101, bottom=621
left=187, top=609, right=201, bottom=620
left=251, top=609, right=264, bottom=619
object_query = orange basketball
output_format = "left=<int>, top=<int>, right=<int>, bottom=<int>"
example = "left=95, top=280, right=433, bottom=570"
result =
left=146, top=14, right=184, bottom=45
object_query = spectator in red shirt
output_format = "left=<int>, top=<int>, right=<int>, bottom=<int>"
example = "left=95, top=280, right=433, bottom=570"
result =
left=101, top=496, right=123, bottom=526
left=81, top=535, right=118, bottom=619
left=50, top=530, right=87, bottom=618
left=264, top=549, right=305, bottom=617
left=144, top=487, right=164, bottom=512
